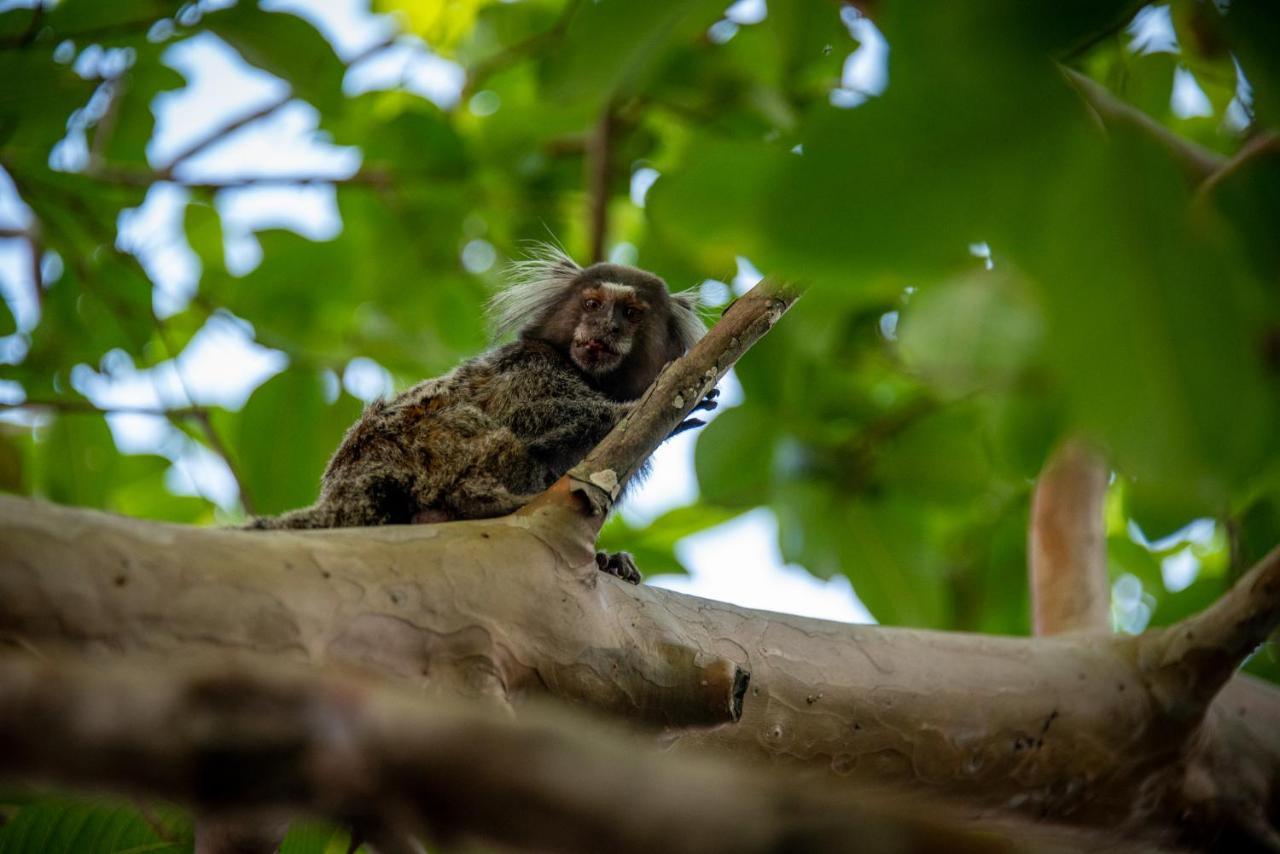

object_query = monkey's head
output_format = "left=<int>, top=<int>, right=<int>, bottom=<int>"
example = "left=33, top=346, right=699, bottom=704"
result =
left=488, top=245, right=705, bottom=399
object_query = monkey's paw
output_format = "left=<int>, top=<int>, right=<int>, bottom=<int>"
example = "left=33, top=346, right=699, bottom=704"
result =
left=668, top=388, right=720, bottom=438
left=596, top=550, right=642, bottom=585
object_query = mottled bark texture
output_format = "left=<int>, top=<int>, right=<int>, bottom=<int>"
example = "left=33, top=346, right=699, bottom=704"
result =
left=1, top=278, right=1278, bottom=851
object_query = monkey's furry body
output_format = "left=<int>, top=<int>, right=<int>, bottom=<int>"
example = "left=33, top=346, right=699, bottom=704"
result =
left=246, top=248, right=705, bottom=533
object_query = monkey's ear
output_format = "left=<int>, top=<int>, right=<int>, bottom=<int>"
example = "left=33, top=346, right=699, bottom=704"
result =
left=488, top=242, right=583, bottom=339
left=669, top=289, right=706, bottom=353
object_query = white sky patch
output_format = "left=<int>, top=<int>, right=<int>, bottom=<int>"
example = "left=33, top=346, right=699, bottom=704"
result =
left=343, top=356, right=394, bottom=402
left=732, top=255, right=763, bottom=295
left=1127, top=4, right=1178, bottom=55
left=1171, top=66, right=1214, bottom=118
left=117, top=182, right=199, bottom=317
left=837, top=8, right=889, bottom=102
left=652, top=508, right=875, bottom=624
left=725, top=0, right=767, bottom=26
left=630, top=166, right=660, bottom=208
left=344, top=38, right=466, bottom=108
left=1161, top=548, right=1199, bottom=593
left=73, top=314, right=286, bottom=412
left=152, top=33, right=290, bottom=168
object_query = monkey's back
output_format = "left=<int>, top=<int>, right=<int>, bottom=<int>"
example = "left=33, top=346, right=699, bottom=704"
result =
left=253, top=340, right=625, bottom=529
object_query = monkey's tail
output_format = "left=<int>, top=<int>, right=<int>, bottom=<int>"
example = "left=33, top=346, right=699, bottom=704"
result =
left=240, top=504, right=338, bottom=530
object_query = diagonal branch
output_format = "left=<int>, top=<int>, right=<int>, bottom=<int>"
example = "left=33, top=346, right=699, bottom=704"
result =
left=158, top=95, right=292, bottom=176
left=1140, top=544, right=1280, bottom=719
left=1062, top=67, right=1224, bottom=182
left=538, top=279, right=801, bottom=529
left=1028, top=439, right=1111, bottom=635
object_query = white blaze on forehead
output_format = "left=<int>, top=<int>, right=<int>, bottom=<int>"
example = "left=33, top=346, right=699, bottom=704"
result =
left=599, top=282, right=637, bottom=300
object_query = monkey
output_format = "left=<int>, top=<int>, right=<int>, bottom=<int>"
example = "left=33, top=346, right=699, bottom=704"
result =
left=243, top=245, right=716, bottom=584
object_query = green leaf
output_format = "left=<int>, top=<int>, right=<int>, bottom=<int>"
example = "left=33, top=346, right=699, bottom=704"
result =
left=1107, top=535, right=1163, bottom=590
left=232, top=370, right=363, bottom=515
left=693, top=405, right=775, bottom=508
left=279, top=820, right=355, bottom=854
left=95, top=59, right=186, bottom=168
left=0, top=54, right=96, bottom=150
left=0, top=795, right=190, bottom=854
left=874, top=404, right=995, bottom=505
left=0, top=292, right=15, bottom=336
left=36, top=414, right=119, bottom=510
left=898, top=269, right=1044, bottom=396
left=1222, top=0, right=1280, bottom=128
left=546, top=0, right=727, bottom=110
left=833, top=498, right=949, bottom=628
left=204, top=5, right=346, bottom=113
left=0, top=425, right=32, bottom=495
left=1018, top=127, right=1279, bottom=513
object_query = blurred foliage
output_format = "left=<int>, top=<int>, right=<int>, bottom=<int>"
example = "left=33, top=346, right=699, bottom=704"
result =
left=0, top=0, right=1276, bottom=676
left=0, top=789, right=363, bottom=854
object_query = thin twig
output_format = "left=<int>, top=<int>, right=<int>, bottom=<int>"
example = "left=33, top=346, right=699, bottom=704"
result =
left=1062, top=67, right=1224, bottom=182
left=158, top=94, right=293, bottom=176
left=1, top=399, right=204, bottom=418
left=86, top=166, right=392, bottom=190
left=462, top=0, right=584, bottom=99
left=585, top=107, right=615, bottom=264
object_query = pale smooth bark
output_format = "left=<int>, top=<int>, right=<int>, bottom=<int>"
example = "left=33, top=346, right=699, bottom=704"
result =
left=1029, top=440, right=1111, bottom=635
left=1, top=495, right=1277, bottom=849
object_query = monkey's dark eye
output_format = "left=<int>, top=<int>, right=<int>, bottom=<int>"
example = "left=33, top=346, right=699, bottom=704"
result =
left=624, top=306, right=644, bottom=321
left=583, top=298, right=601, bottom=311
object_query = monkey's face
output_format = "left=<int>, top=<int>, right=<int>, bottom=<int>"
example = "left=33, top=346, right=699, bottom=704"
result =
left=568, top=282, right=649, bottom=377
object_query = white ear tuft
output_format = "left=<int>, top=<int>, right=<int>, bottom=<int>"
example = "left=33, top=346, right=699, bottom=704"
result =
left=488, top=243, right=583, bottom=339
left=669, top=288, right=706, bottom=352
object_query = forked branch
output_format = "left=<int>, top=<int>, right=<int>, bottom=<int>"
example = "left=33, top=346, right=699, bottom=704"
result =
left=1141, top=544, right=1280, bottom=719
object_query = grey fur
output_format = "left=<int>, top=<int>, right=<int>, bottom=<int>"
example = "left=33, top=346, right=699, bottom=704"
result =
left=245, top=250, right=708, bottom=532
left=488, top=243, right=582, bottom=340
left=669, top=289, right=705, bottom=353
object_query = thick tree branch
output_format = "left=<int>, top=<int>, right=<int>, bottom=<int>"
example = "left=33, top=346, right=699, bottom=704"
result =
left=1141, top=544, right=1280, bottom=719
left=2, top=495, right=1278, bottom=847
left=1029, top=439, right=1111, bottom=635
left=0, top=655, right=1030, bottom=854
left=547, top=279, right=801, bottom=526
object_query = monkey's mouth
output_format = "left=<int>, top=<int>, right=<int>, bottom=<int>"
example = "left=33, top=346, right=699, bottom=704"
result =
left=578, top=338, right=618, bottom=357
left=572, top=338, right=621, bottom=372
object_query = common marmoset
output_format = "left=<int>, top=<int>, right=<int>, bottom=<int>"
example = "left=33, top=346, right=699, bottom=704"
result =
left=244, top=246, right=712, bottom=582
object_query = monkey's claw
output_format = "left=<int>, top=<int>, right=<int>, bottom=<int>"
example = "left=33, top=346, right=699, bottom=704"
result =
left=691, top=387, right=720, bottom=413
left=596, top=550, right=641, bottom=584
left=667, top=388, right=719, bottom=439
